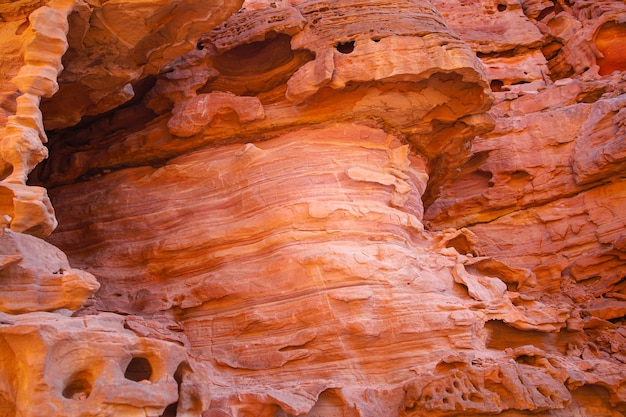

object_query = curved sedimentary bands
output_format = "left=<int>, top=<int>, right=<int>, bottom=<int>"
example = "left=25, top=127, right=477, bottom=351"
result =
left=0, top=0, right=625, bottom=416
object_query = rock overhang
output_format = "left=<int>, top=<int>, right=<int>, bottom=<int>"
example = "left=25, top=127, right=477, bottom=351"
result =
left=192, top=0, right=494, bottom=137
left=37, top=0, right=495, bottom=208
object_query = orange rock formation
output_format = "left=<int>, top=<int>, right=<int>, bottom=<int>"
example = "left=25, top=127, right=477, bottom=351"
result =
left=0, top=0, right=625, bottom=416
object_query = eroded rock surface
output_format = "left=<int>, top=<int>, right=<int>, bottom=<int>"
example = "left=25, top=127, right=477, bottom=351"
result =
left=424, top=4, right=626, bottom=398
left=0, top=0, right=625, bottom=416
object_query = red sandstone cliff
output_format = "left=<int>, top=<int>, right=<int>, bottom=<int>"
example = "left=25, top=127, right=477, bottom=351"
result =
left=0, top=1, right=625, bottom=416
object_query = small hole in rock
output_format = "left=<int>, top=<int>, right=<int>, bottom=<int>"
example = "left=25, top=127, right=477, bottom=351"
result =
left=445, top=234, right=475, bottom=256
left=336, top=41, right=355, bottom=54
left=15, top=21, right=29, bottom=36
left=62, top=372, right=92, bottom=400
left=124, top=357, right=153, bottom=382
left=515, top=354, right=539, bottom=365
left=490, top=79, right=504, bottom=92
left=497, top=3, right=507, bottom=11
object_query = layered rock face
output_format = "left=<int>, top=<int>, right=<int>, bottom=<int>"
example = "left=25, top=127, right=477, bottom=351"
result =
left=0, top=0, right=625, bottom=416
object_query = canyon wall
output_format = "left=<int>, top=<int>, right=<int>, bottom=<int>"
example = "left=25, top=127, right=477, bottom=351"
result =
left=0, top=0, right=625, bottom=416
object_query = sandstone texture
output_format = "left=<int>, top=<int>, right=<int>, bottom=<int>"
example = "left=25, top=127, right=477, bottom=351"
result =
left=0, top=0, right=625, bottom=416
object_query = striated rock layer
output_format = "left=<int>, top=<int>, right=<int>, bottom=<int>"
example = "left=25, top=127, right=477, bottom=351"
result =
left=0, top=0, right=625, bottom=416
left=425, top=0, right=626, bottom=386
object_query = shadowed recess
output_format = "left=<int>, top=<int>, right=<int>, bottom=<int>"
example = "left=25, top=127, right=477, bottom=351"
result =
left=200, top=32, right=315, bottom=98
left=595, top=21, right=626, bottom=76
left=62, top=370, right=93, bottom=400
left=124, top=357, right=153, bottom=382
